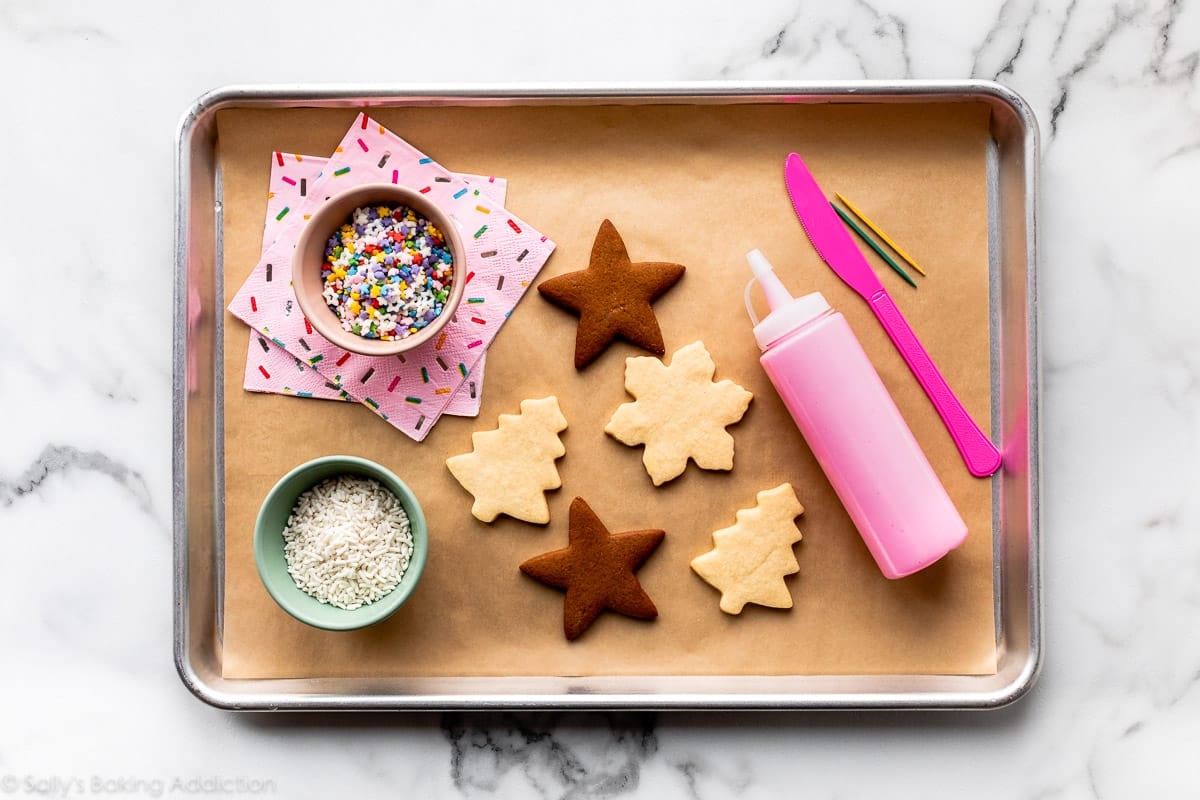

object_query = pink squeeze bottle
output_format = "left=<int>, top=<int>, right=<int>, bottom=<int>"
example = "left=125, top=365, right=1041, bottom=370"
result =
left=744, top=249, right=967, bottom=579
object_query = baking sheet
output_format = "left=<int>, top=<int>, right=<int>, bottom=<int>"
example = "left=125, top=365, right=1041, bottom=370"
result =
left=216, top=102, right=996, bottom=679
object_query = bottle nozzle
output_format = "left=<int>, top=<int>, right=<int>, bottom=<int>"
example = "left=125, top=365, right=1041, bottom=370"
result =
left=745, top=249, right=794, bottom=311
left=746, top=249, right=776, bottom=281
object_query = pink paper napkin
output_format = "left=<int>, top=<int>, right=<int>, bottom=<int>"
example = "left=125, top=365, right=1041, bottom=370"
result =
left=228, top=114, right=555, bottom=440
left=241, top=153, right=505, bottom=417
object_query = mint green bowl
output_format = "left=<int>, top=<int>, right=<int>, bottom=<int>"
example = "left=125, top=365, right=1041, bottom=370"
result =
left=253, top=455, right=428, bottom=631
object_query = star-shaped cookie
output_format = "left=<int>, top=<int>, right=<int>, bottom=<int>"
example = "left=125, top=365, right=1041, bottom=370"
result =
left=605, top=341, right=754, bottom=485
left=537, top=219, right=685, bottom=369
left=519, top=497, right=665, bottom=640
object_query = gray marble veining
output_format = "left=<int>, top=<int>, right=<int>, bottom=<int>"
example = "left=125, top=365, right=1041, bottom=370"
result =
left=443, top=714, right=657, bottom=798
left=0, top=445, right=152, bottom=513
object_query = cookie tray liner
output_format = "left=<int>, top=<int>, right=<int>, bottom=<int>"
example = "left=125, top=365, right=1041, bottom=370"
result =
left=173, top=82, right=1040, bottom=710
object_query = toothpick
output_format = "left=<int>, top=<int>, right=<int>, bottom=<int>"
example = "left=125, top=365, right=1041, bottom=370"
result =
left=834, top=192, right=928, bottom=277
left=832, top=204, right=917, bottom=289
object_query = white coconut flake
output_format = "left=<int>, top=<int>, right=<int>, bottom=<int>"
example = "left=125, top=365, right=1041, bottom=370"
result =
left=282, top=475, right=413, bottom=610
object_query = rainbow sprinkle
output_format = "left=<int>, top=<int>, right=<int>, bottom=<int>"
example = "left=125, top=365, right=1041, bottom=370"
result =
left=321, top=204, right=454, bottom=341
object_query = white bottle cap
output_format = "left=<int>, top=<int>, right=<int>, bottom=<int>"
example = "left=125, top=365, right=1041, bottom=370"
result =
left=753, top=291, right=831, bottom=349
left=744, top=250, right=831, bottom=350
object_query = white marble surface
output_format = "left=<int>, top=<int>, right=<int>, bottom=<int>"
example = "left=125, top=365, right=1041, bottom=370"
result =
left=1, top=0, right=1197, bottom=796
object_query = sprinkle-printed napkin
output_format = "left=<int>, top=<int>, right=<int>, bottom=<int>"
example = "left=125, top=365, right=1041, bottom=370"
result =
left=228, top=113, right=555, bottom=440
left=242, top=153, right=506, bottom=417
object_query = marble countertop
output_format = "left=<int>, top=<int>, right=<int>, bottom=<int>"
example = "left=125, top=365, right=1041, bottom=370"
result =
left=3, top=0, right=1196, bottom=796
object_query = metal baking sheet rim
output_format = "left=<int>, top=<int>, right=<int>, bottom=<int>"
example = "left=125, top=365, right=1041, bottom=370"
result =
left=172, top=80, right=1042, bottom=711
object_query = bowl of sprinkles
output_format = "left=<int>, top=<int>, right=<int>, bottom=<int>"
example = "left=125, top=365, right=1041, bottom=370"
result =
left=293, top=183, right=466, bottom=356
left=254, top=455, right=429, bottom=631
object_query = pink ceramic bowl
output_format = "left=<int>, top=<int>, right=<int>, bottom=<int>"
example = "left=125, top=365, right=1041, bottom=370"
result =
left=292, top=183, right=466, bottom=357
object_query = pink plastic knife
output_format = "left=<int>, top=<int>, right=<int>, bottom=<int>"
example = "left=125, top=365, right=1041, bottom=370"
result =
left=783, top=152, right=1002, bottom=477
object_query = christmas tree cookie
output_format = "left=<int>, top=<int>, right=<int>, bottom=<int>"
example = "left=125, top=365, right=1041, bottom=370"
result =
left=690, top=484, right=805, bottom=614
left=446, top=396, right=568, bottom=524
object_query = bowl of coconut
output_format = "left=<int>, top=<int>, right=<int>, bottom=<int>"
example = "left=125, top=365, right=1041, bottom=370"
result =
left=253, top=455, right=428, bottom=631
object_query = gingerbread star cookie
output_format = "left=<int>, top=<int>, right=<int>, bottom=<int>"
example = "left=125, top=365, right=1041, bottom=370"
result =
left=690, top=484, right=805, bottom=614
left=537, top=219, right=685, bottom=369
left=605, top=341, right=753, bottom=485
left=446, top=396, right=568, bottom=524
left=519, top=497, right=665, bottom=640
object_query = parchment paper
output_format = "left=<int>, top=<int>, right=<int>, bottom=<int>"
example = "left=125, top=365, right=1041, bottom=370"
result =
left=217, top=102, right=997, bottom=679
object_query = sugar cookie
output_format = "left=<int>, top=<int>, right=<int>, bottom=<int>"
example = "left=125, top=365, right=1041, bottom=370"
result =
left=446, top=396, right=567, bottom=524
left=605, top=341, right=753, bottom=485
left=690, top=484, right=805, bottom=614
